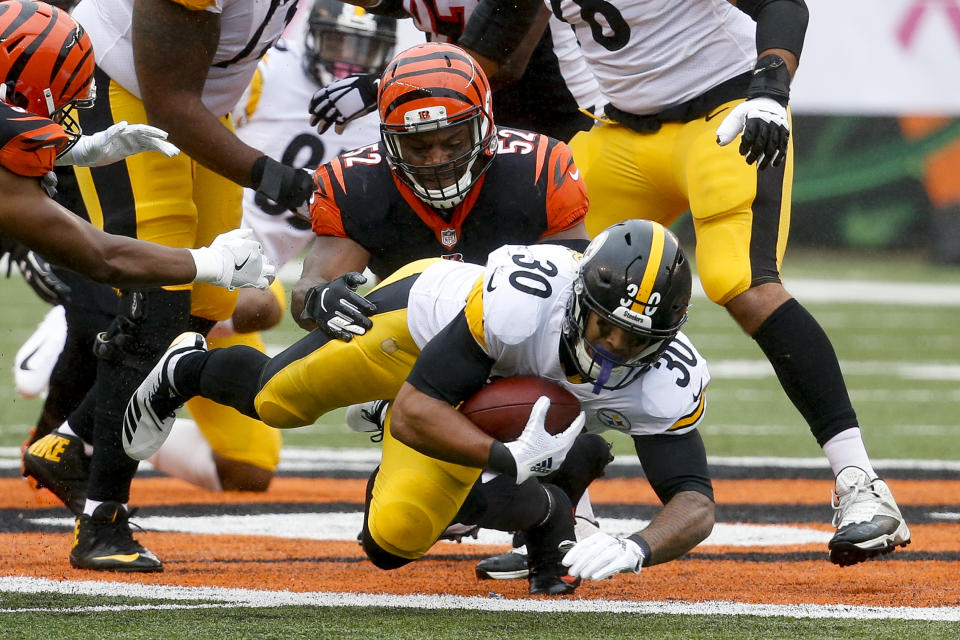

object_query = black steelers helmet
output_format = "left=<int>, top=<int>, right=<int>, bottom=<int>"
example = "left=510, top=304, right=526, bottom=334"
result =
left=562, top=219, right=692, bottom=392
left=302, top=0, right=396, bottom=86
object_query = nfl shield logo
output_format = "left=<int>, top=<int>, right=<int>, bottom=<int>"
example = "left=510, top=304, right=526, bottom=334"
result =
left=440, top=228, right=457, bottom=248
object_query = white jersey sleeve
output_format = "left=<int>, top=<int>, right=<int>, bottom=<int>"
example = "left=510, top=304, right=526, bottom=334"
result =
left=548, top=0, right=756, bottom=114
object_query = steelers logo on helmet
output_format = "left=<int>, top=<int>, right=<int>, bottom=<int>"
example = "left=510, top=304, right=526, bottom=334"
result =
left=0, top=0, right=95, bottom=152
left=377, top=42, right=497, bottom=210
left=562, top=219, right=692, bottom=393
left=303, top=0, right=397, bottom=86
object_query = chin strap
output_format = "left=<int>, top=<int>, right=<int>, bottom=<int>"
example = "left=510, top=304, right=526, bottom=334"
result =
left=588, top=344, right=622, bottom=394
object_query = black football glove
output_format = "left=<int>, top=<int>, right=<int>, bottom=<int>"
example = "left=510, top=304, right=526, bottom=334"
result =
left=308, top=72, right=379, bottom=135
left=715, top=54, right=791, bottom=170
left=301, top=272, right=377, bottom=342
left=3, top=241, right=72, bottom=305
left=251, top=156, right=314, bottom=216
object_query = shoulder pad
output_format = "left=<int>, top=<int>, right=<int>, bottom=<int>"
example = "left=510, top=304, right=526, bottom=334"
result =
left=638, top=333, right=710, bottom=431
left=482, top=244, right=578, bottom=346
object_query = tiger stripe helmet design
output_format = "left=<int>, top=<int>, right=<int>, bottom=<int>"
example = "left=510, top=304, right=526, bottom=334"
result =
left=0, top=0, right=95, bottom=148
left=562, top=219, right=692, bottom=393
left=378, top=42, right=497, bottom=209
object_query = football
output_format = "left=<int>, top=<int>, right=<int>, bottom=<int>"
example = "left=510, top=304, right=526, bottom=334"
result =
left=459, top=376, right=581, bottom=442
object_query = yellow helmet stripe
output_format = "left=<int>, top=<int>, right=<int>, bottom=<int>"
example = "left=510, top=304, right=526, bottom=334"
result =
left=631, top=223, right=665, bottom=314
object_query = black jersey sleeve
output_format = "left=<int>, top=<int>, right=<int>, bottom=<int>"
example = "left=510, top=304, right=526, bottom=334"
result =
left=363, top=0, right=411, bottom=19
left=406, top=311, right=495, bottom=405
left=632, top=429, right=714, bottom=504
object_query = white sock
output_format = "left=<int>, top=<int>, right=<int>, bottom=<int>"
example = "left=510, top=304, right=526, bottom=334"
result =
left=82, top=500, right=130, bottom=516
left=55, top=421, right=93, bottom=456
left=82, top=499, right=102, bottom=516
left=822, top=427, right=877, bottom=478
left=148, top=418, right=222, bottom=491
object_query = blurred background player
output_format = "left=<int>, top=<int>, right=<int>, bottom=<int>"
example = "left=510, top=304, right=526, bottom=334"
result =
left=20, top=0, right=306, bottom=573
left=308, top=0, right=604, bottom=144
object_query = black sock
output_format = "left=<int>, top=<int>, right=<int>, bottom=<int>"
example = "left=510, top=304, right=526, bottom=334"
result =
left=753, top=298, right=857, bottom=445
left=176, top=345, right=269, bottom=420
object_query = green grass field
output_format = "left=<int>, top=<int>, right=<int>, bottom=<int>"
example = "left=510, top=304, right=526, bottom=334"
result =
left=1, top=248, right=959, bottom=638
left=3, top=248, right=959, bottom=461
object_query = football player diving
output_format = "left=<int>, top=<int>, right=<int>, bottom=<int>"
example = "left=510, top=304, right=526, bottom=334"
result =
left=0, top=0, right=273, bottom=292
left=124, top=219, right=715, bottom=594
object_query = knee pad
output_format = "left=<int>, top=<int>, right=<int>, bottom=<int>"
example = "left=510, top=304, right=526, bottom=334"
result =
left=366, top=498, right=437, bottom=561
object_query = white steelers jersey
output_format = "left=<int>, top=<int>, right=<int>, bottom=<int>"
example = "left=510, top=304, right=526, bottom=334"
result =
left=232, top=37, right=382, bottom=267
left=72, top=0, right=298, bottom=117
left=546, top=0, right=756, bottom=115
left=407, top=243, right=710, bottom=437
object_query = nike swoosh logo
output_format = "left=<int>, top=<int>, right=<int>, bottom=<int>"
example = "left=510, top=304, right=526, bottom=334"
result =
left=18, top=344, right=42, bottom=371
left=691, top=380, right=704, bottom=404
left=704, top=107, right=730, bottom=122
left=569, top=168, right=580, bottom=180
left=486, top=277, right=497, bottom=292
left=234, top=255, right=251, bottom=270
left=319, top=287, right=330, bottom=312
left=91, top=553, right=141, bottom=562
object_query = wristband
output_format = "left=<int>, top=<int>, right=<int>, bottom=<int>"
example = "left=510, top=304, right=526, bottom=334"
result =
left=487, top=440, right=518, bottom=477
left=187, top=247, right=222, bottom=284
left=627, top=533, right=652, bottom=567
left=747, top=54, right=791, bottom=105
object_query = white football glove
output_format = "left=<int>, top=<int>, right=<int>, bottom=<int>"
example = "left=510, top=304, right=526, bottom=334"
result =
left=504, top=396, right=585, bottom=485
left=56, top=121, right=180, bottom=167
left=562, top=531, right=645, bottom=581
left=308, top=73, right=379, bottom=135
left=189, top=228, right=275, bottom=290
left=715, top=97, right=789, bottom=170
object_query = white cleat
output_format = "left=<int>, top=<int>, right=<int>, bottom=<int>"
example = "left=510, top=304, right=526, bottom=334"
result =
left=829, top=466, right=911, bottom=566
left=123, top=332, right=207, bottom=461
left=345, top=399, right=388, bottom=439
left=13, top=305, right=67, bottom=398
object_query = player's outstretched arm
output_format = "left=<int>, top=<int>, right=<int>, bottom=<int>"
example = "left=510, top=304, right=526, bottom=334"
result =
left=563, top=490, right=715, bottom=580
left=0, top=167, right=273, bottom=289
left=56, top=121, right=180, bottom=167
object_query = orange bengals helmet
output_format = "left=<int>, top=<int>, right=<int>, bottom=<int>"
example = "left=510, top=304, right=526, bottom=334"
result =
left=0, top=0, right=95, bottom=146
left=378, top=42, right=497, bottom=209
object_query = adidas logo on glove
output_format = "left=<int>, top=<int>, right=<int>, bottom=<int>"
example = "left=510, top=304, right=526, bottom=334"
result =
left=529, top=457, right=554, bottom=474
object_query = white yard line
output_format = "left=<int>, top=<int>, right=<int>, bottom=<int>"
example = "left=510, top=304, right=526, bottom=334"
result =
left=3, top=445, right=960, bottom=472
left=1, top=577, right=958, bottom=621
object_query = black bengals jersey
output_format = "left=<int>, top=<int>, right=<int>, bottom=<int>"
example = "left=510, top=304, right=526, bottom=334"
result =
left=367, top=0, right=592, bottom=142
left=0, top=102, right=69, bottom=177
left=310, top=127, right=587, bottom=279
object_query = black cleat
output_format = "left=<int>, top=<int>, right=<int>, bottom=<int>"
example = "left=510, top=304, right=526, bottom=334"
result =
left=22, top=432, right=90, bottom=515
left=476, top=547, right=529, bottom=580
left=70, top=502, right=163, bottom=573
